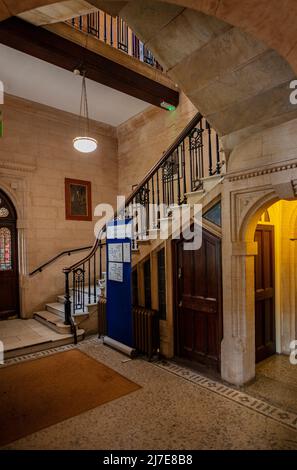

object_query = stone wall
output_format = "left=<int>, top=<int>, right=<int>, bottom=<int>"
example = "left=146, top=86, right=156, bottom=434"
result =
left=0, top=94, right=118, bottom=316
left=117, top=92, right=197, bottom=197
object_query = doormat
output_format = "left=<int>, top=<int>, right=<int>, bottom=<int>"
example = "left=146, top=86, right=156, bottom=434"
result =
left=0, top=349, right=140, bottom=446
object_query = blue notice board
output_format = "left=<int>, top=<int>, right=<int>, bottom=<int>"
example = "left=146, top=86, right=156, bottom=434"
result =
left=106, top=219, right=133, bottom=347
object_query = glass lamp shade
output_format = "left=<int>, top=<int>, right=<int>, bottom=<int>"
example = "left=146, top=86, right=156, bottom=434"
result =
left=73, top=136, right=97, bottom=153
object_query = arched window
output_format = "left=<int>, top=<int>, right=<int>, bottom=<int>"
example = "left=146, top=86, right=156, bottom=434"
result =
left=0, top=227, right=12, bottom=270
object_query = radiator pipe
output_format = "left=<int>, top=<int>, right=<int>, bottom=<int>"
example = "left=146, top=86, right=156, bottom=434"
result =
left=103, top=336, right=137, bottom=358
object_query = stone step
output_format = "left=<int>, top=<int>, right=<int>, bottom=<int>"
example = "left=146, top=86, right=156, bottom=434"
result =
left=4, top=330, right=85, bottom=360
left=34, top=310, right=72, bottom=334
left=57, top=294, right=98, bottom=306
left=137, top=237, right=151, bottom=245
left=46, top=302, right=89, bottom=318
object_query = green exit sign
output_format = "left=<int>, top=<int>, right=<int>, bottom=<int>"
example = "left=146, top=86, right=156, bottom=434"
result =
left=160, top=101, right=176, bottom=112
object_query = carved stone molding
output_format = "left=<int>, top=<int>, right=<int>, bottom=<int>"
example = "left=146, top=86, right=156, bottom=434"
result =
left=0, top=160, right=36, bottom=173
left=230, top=186, right=275, bottom=242
left=227, top=161, right=297, bottom=182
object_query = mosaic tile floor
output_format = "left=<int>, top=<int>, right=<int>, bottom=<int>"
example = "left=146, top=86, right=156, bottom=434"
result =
left=1, top=338, right=297, bottom=450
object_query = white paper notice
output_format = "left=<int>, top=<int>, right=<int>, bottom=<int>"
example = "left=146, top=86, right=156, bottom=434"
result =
left=123, top=243, right=131, bottom=263
left=108, top=243, right=123, bottom=262
left=108, top=262, right=123, bottom=282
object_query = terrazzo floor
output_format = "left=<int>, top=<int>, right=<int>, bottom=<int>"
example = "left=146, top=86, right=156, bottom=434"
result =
left=1, top=338, right=297, bottom=450
left=244, top=355, right=297, bottom=415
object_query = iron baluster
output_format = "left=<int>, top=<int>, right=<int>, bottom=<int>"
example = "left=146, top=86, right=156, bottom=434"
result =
left=94, top=250, right=97, bottom=303
left=82, top=264, right=85, bottom=312
left=88, top=259, right=91, bottom=304
left=99, top=243, right=102, bottom=280
left=97, top=11, right=100, bottom=39
left=146, top=182, right=150, bottom=235
left=216, top=132, right=220, bottom=174
left=207, top=121, right=213, bottom=176
left=110, top=16, right=113, bottom=47
left=200, top=119, right=204, bottom=179
left=156, top=169, right=160, bottom=228
left=64, top=271, right=71, bottom=325
left=151, top=175, right=155, bottom=228
left=104, top=12, right=107, bottom=43
left=181, top=140, right=187, bottom=201
left=177, top=145, right=181, bottom=205
left=126, top=24, right=129, bottom=53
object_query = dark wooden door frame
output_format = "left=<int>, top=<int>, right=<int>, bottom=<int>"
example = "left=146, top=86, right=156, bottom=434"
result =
left=172, top=227, right=223, bottom=369
left=0, top=189, right=19, bottom=320
left=254, top=223, right=276, bottom=363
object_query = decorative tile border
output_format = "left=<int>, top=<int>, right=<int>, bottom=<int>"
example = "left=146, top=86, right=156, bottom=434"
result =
left=154, top=360, right=297, bottom=433
left=0, top=336, right=99, bottom=368
left=2, top=339, right=297, bottom=433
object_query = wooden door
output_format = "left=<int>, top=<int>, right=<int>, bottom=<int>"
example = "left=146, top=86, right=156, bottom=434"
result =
left=254, top=224, right=276, bottom=362
left=175, top=229, right=222, bottom=370
left=0, top=190, right=19, bottom=319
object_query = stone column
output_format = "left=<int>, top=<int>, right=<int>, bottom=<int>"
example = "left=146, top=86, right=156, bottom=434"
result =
left=221, top=233, right=258, bottom=385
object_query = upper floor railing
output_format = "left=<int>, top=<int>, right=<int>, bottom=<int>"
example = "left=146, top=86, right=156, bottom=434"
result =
left=67, top=11, right=163, bottom=71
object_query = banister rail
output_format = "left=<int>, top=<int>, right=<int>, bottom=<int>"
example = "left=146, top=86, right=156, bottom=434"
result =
left=63, top=112, right=203, bottom=273
left=29, top=245, right=92, bottom=276
left=67, top=11, right=163, bottom=71
left=63, top=111, right=223, bottom=330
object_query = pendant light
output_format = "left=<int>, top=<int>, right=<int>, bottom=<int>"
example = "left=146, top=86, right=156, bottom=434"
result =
left=73, top=69, right=97, bottom=153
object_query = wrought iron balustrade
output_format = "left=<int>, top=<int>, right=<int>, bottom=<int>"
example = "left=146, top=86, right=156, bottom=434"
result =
left=67, top=11, right=163, bottom=71
left=63, top=112, right=223, bottom=332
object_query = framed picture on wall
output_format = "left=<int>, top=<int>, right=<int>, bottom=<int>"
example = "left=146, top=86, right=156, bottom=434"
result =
left=65, top=178, right=92, bottom=221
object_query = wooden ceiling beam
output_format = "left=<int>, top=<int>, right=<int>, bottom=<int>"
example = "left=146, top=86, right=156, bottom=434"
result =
left=0, top=17, right=179, bottom=109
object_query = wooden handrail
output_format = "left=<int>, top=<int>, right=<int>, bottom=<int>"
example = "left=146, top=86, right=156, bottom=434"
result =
left=64, top=112, right=202, bottom=273
left=29, top=245, right=92, bottom=276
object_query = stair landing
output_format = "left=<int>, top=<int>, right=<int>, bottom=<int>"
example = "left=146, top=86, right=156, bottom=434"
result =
left=0, top=318, right=84, bottom=360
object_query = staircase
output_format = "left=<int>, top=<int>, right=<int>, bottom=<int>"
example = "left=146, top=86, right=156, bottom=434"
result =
left=33, top=284, right=103, bottom=340
left=29, top=112, right=224, bottom=344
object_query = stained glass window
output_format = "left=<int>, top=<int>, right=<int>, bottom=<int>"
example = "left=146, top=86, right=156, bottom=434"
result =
left=0, top=227, right=12, bottom=270
left=203, top=201, right=221, bottom=227
left=0, top=207, right=9, bottom=217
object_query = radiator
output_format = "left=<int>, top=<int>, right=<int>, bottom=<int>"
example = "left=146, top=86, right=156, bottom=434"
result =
left=98, top=297, right=107, bottom=337
left=133, top=306, right=160, bottom=361
left=98, top=299, right=160, bottom=360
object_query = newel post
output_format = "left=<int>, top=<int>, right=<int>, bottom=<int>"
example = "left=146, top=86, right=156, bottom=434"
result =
left=63, top=269, right=72, bottom=325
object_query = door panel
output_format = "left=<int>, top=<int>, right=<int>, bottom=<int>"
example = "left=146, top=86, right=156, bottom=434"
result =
left=0, top=191, right=19, bottom=320
left=176, top=229, right=222, bottom=370
left=254, top=225, right=275, bottom=362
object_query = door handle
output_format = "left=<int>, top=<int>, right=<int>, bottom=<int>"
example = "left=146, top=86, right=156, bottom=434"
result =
left=179, top=300, right=183, bottom=307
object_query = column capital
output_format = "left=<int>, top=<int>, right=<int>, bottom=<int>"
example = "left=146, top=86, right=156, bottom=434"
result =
left=232, top=241, right=258, bottom=256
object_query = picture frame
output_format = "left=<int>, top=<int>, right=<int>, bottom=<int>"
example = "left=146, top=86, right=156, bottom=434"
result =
left=65, top=178, right=92, bottom=221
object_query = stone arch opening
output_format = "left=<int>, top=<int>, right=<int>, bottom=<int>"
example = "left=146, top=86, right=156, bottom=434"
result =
left=243, top=196, right=297, bottom=366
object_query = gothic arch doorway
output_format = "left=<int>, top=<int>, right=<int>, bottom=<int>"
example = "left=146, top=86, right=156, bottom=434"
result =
left=253, top=200, right=297, bottom=363
left=0, top=189, right=19, bottom=319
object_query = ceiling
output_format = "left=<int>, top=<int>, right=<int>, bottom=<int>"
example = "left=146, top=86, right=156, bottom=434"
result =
left=0, top=42, right=150, bottom=126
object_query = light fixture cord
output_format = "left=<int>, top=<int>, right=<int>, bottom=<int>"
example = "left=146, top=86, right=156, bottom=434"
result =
left=79, top=72, right=90, bottom=136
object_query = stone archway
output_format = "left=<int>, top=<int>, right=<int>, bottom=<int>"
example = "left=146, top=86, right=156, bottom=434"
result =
left=0, top=163, right=34, bottom=318
left=220, top=170, right=297, bottom=385
left=1, top=0, right=296, bottom=151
